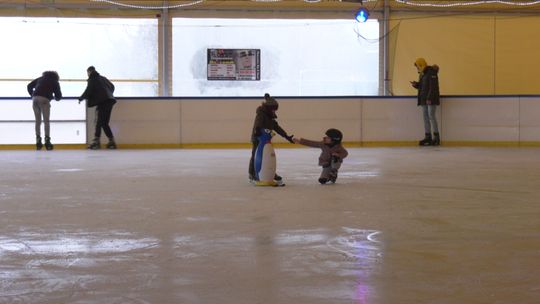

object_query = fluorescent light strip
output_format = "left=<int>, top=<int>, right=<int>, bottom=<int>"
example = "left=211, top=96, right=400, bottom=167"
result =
left=90, top=0, right=205, bottom=9
left=92, top=0, right=540, bottom=10
left=251, top=0, right=378, bottom=3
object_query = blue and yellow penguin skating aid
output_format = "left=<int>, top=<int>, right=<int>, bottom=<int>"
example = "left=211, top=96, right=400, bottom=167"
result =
left=251, top=129, right=284, bottom=187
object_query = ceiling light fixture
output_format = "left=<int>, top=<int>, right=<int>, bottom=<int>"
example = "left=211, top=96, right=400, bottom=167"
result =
left=394, top=0, right=540, bottom=8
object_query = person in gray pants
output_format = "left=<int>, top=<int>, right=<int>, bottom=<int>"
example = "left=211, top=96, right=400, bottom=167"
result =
left=27, top=71, right=62, bottom=150
left=411, top=57, right=440, bottom=146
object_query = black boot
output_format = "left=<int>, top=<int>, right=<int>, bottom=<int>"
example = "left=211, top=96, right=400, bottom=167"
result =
left=106, top=137, right=117, bottom=149
left=432, top=132, right=440, bottom=146
left=44, top=136, right=54, bottom=150
left=88, top=137, right=100, bottom=150
left=36, top=137, right=43, bottom=150
left=419, top=133, right=432, bottom=146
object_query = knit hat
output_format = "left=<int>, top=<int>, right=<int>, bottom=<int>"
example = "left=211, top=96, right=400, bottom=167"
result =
left=414, top=58, right=427, bottom=73
left=42, top=71, right=59, bottom=81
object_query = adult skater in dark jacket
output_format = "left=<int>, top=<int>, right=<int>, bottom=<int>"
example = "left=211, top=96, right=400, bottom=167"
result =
left=78, top=66, right=117, bottom=149
left=249, top=93, right=294, bottom=182
left=27, top=71, right=62, bottom=150
left=411, top=58, right=440, bottom=146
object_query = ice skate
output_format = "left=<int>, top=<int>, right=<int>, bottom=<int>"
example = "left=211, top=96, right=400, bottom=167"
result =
left=249, top=174, right=259, bottom=184
left=44, top=136, right=54, bottom=150
left=419, top=133, right=432, bottom=146
left=87, top=137, right=100, bottom=150
left=329, top=171, right=338, bottom=184
left=36, top=137, right=43, bottom=150
left=432, top=132, right=440, bottom=146
left=106, top=138, right=117, bottom=149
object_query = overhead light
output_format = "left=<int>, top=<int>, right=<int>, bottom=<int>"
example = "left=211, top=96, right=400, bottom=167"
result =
left=355, top=7, right=369, bottom=23
left=393, top=0, right=540, bottom=8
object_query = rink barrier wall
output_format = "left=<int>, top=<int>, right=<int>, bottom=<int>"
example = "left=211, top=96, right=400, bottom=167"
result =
left=2, top=95, right=540, bottom=149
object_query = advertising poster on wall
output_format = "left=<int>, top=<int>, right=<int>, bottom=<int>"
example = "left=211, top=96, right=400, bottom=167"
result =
left=207, top=48, right=260, bottom=81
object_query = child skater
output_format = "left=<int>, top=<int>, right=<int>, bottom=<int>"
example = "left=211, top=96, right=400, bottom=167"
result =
left=293, top=128, right=348, bottom=184
left=249, top=93, right=295, bottom=182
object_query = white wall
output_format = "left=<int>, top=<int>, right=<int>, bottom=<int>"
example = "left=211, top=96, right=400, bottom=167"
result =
left=172, top=18, right=379, bottom=97
left=97, top=96, right=540, bottom=146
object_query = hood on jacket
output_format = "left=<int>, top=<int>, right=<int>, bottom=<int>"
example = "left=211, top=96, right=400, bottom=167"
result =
left=88, top=70, right=100, bottom=79
left=424, top=64, right=440, bottom=75
left=42, top=71, right=59, bottom=82
left=257, top=104, right=277, bottom=119
left=414, top=58, right=427, bottom=74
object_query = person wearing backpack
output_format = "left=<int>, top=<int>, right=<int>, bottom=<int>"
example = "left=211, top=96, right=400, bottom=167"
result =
left=78, top=66, right=117, bottom=149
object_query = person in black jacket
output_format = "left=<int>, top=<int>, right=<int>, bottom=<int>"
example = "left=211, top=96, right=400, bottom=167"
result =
left=411, top=58, right=441, bottom=146
left=27, top=71, right=62, bottom=150
left=78, top=66, right=117, bottom=149
left=248, top=93, right=294, bottom=182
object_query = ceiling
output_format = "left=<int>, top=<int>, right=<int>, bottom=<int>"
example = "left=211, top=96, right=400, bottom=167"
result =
left=2, top=0, right=540, bottom=13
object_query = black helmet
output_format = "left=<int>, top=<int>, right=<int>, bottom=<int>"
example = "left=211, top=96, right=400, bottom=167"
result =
left=325, top=128, right=343, bottom=144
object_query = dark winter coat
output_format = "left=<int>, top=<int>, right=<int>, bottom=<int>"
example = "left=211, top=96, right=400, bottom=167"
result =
left=414, top=65, right=440, bottom=106
left=27, top=72, right=62, bottom=101
left=251, top=105, right=288, bottom=142
left=79, top=71, right=116, bottom=107
left=298, top=138, right=348, bottom=167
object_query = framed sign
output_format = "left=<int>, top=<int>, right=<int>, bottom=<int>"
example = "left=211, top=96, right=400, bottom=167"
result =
left=207, top=48, right=260, bottom=81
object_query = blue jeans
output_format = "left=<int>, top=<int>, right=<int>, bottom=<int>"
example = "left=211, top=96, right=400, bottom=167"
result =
left=421, top=105, right=439, bottom=134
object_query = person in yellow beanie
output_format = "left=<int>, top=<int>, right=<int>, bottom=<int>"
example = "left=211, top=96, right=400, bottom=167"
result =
left=411, top=58, right=440, bottom=146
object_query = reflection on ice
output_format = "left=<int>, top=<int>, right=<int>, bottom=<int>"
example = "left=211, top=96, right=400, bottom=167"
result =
left=0, top=232, right=159, bottom=256
left=340, top=171, right=380, bottom=178
left=275, top=229, right=328, bottom=245
left=326, top=227, right=382, bottom=259
left=367, top=231, right=381, bottom=243
left=0, top=227, right=382, bottom=303
left=0, top=230, right=160, bottom=303
left=54, top=168, right=84, bottom=172
left=356, top=281, right=370, bottom=304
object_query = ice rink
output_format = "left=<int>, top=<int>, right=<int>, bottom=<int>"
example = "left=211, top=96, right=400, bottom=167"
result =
left=1, top=147, right=539, bottom=304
